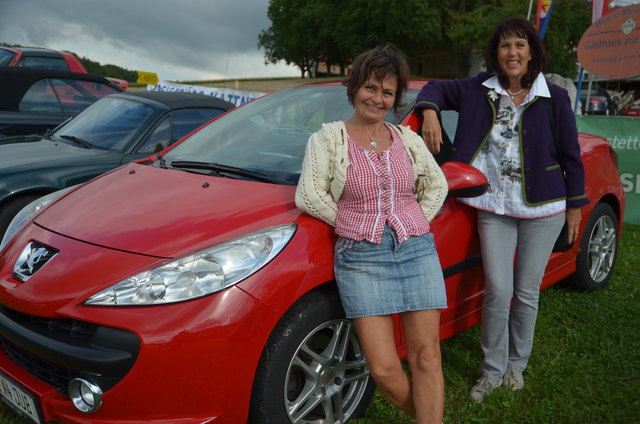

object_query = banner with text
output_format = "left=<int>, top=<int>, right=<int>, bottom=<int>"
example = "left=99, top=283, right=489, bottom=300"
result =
left=147, top=81, right=265, bottom=107
left=576, top=116, right=640, bottom=224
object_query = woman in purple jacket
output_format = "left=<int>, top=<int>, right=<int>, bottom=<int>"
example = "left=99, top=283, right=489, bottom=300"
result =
left=415, top=16, right=588, bottom=403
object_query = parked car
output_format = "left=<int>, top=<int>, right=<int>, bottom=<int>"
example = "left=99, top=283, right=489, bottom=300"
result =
left=0, top=46, right=128, bottom=89
left=0, top=81, right=625, bottom=424
left=621, top=104, right=640, bottom=117
left=0, top=67, right=123, bottom=141
left=579, top=86, right=616, bottom=115
left=0, top=90, right=234, bottom=238
left=0, top=46, right=87, bottom=73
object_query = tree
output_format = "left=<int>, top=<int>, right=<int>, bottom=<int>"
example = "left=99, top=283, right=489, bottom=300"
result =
left=543, top=0, right=591, bottom=78
left=258, top=0, right=325, bottom=77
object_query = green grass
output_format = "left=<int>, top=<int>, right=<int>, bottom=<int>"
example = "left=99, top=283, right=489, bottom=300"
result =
left=355, top=223, right=640, bottom=424
left=0, top=225, right=638, bottom=423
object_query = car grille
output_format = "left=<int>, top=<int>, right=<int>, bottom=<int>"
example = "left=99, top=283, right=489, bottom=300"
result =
left=0, top=305, right=139, bottom=394
left=1, top=336, right=80, bottom=394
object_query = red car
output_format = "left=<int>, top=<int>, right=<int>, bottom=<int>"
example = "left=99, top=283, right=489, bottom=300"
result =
left=0, top=81, right=625, bottom=424
left=621, top=104, right=640, bottom=117
left=0, top=46, right=128, bottom=90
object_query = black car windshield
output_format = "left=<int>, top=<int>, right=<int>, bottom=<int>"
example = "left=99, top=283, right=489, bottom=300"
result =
left=162, top=85, right=418, bottom=185
left=54, top=96, right=157, bottom=151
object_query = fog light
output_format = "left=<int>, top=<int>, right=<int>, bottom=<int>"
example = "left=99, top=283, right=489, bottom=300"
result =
left=68, top=378, right=103, bottom=413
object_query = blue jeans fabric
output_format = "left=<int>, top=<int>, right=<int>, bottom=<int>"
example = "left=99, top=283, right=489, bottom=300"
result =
left=334, top=226, right=447, bottom=319
left=477, top=210, right=565, bottom=380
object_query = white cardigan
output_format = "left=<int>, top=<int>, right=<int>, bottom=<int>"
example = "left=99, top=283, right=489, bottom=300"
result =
left=295, top=121, right=448, bottom=226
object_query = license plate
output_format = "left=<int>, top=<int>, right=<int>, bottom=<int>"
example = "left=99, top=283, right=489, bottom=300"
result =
left=0, top=372, right=42, bottom=424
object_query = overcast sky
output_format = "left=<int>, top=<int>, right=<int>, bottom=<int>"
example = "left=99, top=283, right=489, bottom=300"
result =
left=0, top=0, right=300, bottom=82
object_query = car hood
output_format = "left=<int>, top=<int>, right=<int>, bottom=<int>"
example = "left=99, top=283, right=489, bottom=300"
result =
left=35, top=163, right=299, bottom=258
left=0, top=139, right=108, bottom=169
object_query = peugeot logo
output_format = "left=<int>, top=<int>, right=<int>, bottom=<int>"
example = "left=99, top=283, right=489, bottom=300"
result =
left=13, top=242, right=59, bottom=282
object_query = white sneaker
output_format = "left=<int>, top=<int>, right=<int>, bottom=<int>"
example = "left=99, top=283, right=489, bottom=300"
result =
left=470, top=375, right=502, bottom=403
left=502, top=368, right=524, bottom=390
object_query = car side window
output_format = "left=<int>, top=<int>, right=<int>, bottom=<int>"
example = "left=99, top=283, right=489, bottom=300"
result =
left=137, top=116, right=171, bottom=154
left=170, top=108, right=226, bottom=143
left=51, top=79, right=121, bottom=114
left=19, top=79, right=62, bottom=113
left=19, top=56, right=70, bottom=71
left=0, top=49, right=15, bottom=66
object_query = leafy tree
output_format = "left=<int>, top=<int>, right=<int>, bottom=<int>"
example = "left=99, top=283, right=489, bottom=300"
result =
left=259, top=0, right=593, bottom=80
left=543, top=0, right=591, bottom=78
left=258, top=0, right=325, bottom=77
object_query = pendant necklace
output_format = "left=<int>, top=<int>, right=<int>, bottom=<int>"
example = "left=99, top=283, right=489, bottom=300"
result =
left=507, top=87, right=526, bottom=100
left=366, top=124, right=381, bottom=149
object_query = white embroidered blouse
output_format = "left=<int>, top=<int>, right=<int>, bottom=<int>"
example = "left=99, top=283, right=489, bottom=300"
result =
left=460, top=74, right=566, bottom=218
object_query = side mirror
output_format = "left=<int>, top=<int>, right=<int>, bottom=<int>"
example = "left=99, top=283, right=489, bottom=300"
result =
left=441, top=161, right=488, bottom=198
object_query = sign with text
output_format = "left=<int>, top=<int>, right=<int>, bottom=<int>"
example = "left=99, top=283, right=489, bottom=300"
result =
left=577, top=4, right=640, bottom=80
left=136, top=71, right=159, bottom=85
left=577, top=116, right=640, bottom=224
left=147, top=80, right=265, bottom=107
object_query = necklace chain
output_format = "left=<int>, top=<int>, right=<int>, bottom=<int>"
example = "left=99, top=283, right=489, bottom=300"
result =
left=365, top=124, right=382, bottom=149
left=507, top=87, right=526, bottom=99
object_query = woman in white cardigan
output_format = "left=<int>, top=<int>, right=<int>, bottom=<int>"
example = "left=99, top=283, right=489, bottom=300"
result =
left=296, top=44, right=448, bottom=424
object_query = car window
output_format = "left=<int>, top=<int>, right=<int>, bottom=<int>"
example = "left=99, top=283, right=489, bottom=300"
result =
left=50, top=79, right=121, bottom=114
left=0, top=49, right=15, bottom=66
left=55, top=96, right=157, bottom=151
left=18, top=56, right=70, bottom=71
left=19, top=79, right=63, bottom=113
left=164, top=85, right=419, bottom=185
left=137, top=116, right=171, bottom=154
left=170, top=108, right=227, bottom=142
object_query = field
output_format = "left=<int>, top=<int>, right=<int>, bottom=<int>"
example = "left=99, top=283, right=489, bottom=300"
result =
left=0, top=224, right=637, bottom=423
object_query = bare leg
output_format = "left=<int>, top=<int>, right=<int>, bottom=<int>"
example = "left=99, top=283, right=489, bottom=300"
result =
left=354, top=315, right=416, bottom=417
left=401, top=310, right=444, bottom=424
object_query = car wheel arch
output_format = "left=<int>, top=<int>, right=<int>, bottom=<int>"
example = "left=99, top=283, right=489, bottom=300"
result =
left=248, top=283, right=375, bottom=424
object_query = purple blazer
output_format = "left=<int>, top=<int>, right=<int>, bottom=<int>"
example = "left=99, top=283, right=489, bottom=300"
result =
left=415, top=72, right=588, bottom=209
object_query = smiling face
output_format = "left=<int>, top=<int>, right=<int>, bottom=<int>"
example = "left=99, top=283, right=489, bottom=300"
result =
left=353, top=74, right=398, bottom=124
left=497, top=34, right=532, bottom=86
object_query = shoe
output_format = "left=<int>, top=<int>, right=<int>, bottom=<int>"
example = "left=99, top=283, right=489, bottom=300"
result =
left=502, top=368, right=524, bottom=390
left=470, top=375, right=502, bottom=403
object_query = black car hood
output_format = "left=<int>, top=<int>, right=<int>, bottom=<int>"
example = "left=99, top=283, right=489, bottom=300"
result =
left=0, top=139, right=112, bottom=169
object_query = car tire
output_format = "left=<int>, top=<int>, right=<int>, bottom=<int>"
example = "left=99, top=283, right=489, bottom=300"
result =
left=569, top=202, right=618, bottom=292
left=0, top=194, right=42, bottom=241
left=249, top=288, right=375, bottom=424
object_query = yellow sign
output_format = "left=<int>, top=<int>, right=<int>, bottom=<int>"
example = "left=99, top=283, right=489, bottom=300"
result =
left=136, top=71, right=159, bottom=85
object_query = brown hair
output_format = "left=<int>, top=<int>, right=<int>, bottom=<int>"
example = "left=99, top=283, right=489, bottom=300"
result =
left=484, top=16, right=547, bottom=89
left=343, top=44, right=409, bottom=114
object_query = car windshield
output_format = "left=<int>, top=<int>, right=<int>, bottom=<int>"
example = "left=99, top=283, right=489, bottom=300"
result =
left=162, top=85, right=418, bottom=185
left=53, top=96, right=157, bottom=151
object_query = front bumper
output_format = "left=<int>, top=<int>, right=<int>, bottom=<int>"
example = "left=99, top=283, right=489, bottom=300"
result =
left=0, top=225, right=279, bottom=423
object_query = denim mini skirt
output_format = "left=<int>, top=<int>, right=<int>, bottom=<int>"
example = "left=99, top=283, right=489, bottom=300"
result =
left=334, top=226, right=447, bottom=319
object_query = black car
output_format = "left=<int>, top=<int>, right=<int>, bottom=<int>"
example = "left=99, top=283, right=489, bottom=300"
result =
left=0, top=67, right=123, bottom=140
left=0, top=90, right=234, bottom=237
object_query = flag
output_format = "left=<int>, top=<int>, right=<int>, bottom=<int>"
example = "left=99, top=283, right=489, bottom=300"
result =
left=535, top=0, right=555, bottom=40
left=592, top=0, right=612, bottom=22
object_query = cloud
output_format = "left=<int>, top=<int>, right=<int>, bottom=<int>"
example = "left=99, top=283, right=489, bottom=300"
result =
left=0, top=0, right=299, bottom=81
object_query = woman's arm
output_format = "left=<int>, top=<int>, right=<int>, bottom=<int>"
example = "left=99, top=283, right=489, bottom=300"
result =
left=295, top=131, right=338, bottom=226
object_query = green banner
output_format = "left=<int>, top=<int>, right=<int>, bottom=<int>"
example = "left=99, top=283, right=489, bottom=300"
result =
left=576, top=116, right=640, bottom=224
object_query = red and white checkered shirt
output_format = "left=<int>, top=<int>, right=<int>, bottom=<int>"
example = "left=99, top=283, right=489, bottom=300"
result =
left=335, top=125, right=430, bottom=243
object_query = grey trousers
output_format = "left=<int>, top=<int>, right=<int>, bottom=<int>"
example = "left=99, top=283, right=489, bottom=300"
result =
left=477, top=210, right=565, bottom=380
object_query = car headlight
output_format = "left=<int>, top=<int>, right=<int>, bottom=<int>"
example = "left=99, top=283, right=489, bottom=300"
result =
left=0, top=186, right=76, bottom=252
left=85, top=223, right=297, bottom=306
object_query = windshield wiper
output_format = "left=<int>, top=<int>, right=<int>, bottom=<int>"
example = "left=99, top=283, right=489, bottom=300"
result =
left=169, top=161, right=282, bottom=184
left=59, top=135, right=93, bottom=149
